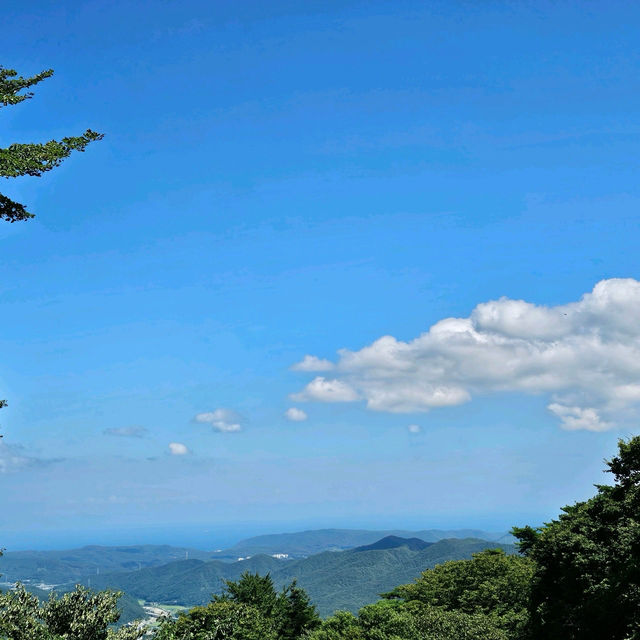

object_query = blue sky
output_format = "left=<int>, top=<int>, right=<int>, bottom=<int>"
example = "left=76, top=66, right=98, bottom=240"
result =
left=2, top=0, right=640, bottom=549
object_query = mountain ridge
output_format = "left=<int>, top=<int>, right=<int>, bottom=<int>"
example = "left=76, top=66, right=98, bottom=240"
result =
left=0, top=528, right=512, bottom=584
left=353, top=535, right=432, bottom=552
left=212, top=527, right=510, bottom=559
left=62, top=537, right=517, bottom=616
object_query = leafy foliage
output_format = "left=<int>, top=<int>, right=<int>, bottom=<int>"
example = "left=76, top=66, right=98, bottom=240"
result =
left=154, top=600, right=277, bottom=640
left=384, top=548, right=533, bottom=638
left=305, top=610, right=363, bottom=640
left=155, top=572, right=319, bottom=640
left=307, top=600, right=508, bottom=640
left=513, top=435, right=640, bottom=640
left=213, top=572, right=280, bottom=617
left=0, top=586, right=46, bottom=640
left=278, top=579, right=321, bottom=640
left=216, top=572, right=320, bottom=639
left=0, top=65, right=103, bottom=223
left=0, top=67, right=54, bottom=106
left=0, top=584, right=142, bottom=640
left=406, top=602, right=509, bottom=640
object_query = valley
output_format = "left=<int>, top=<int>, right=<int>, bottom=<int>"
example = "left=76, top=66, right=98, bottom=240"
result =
left=0, top=528, right=515, bottom=620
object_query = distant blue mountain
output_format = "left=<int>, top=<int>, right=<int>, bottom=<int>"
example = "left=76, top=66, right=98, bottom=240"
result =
left=210, top=527, right=508, bottom=559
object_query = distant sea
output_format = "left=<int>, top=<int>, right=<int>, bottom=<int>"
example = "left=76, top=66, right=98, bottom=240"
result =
left=3, top=515, right=523, bottom=551
left=2, top=524, right=259, bottom=551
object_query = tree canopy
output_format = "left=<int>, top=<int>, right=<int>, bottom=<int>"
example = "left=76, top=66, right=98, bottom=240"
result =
left=156, top=572, right=320, bottom=640
left=153, top=600, right=277, bottom=640
left=513, top=435, right=640, bottom=639
left=383, top=548, right=533, bottom=639
left=307, top=600, right=509, bottom=640
left=0, top=584, right=142, bottom=640
left=0, top=66, right=103, bottom=223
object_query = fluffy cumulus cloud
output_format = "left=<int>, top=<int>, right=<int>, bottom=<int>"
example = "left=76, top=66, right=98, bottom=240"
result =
left=103, top=426, right=148, bottom=438
left=285, top=407, right=308, bottom=422
left=291, top=279, right=640, bottom=432
left=194, top=408, right=242, bottom=432
left=168, top=442, right=189, bottom=455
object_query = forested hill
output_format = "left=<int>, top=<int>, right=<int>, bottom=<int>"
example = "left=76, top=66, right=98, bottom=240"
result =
left=66, top=537, right=515, bottom=616
left=0, top=545, right=213, bottom=584
left=0, top=528, right=510, bottom=584
left=213, top=527, right=507, bottom=559
left=353, top=535, right=433, bottom=552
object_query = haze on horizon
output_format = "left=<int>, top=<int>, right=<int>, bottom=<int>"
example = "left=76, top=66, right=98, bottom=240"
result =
left=2, top=0, right=640, bottom=550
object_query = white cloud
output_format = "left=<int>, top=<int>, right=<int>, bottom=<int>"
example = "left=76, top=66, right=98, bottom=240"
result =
left=291, top=377, right=359, bottom=403
left=547, top=404, right=610, bottom=432
left=103, top=426, right=148, bottom=438
left=285, top=407, right=308, bottom=422
left=291, top=355, right=335, bottom=372
left=194, top=408, right=242, bottom=432
left=290, top=279, right=640, bottom=431
left=408, top=424, right=421, bottom=434
left=168, top=442, right=189, bottom=455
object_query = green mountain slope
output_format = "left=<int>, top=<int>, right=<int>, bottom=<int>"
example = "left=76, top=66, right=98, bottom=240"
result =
left=70, top=538, right=515, bottom=617
left=0, top=545, right=213, bottom=584
left=274, top=538, right=516, bottom=616
left=75, top=555, right=284, bottom=605
left=0, top=528, right=511, bottom=585
left=353, top=535, right=432, bottom=552
left=115, top=592, right=147, bottom=625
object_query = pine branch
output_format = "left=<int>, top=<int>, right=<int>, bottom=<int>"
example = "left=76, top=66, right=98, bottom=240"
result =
left=0, top=194, right=34, bottom=222
left=0, top=67, right=54, bottom=107
left=0, top=130, right=104, bottom=178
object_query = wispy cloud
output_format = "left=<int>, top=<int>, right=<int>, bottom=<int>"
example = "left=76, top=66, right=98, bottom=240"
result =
left=291, top=279, right=640, bottom=431
left=103, top=426, right=149, bottom=438
left=291, top=355, right=335, bottom=372
left=285, top=407, right=308, bottom=422
left=0, top=442, right=60, bottom=473
left=408, top=424, right=421, bottom=434
left=194, top=408, right=243, bottom=432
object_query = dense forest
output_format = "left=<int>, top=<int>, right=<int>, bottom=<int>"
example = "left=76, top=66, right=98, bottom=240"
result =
left=2, top=435, right=639, bottom=639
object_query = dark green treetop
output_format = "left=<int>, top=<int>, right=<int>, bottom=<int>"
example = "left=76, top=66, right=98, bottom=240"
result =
left=212, top=571, right=320, bottom=639
left=0, top=66, right=103, bottom=223
left=213, top=571, right=280, bottom=618
left=278, top=579, right=321, bottom=640
left=157, top=571, right=320, bottom=640
left=307, top=600, right=509, bottom=640
left=384, top=548, right=533, bottom=639
left=512, top=435, right=640, bottom=640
